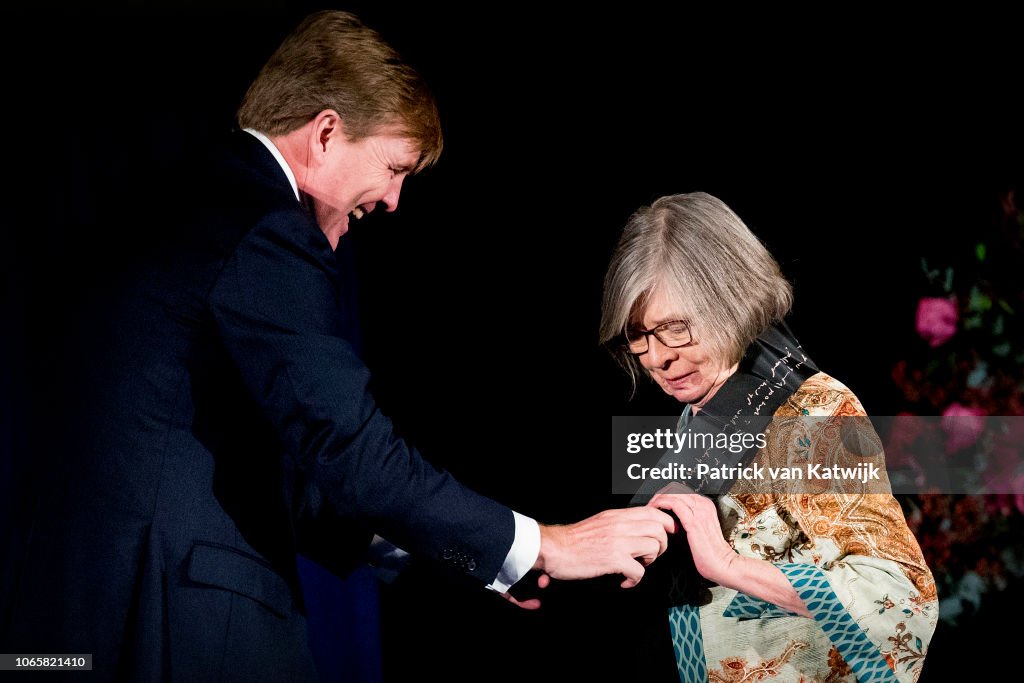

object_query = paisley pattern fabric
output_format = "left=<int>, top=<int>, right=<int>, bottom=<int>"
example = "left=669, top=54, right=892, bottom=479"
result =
left=670, top=373, right=937, bottom=682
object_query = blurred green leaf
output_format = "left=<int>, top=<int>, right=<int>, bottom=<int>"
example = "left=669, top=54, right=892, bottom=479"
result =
left=994, top=315, right=1005, bottom=335
left=998, top=299, right=1015, bottom=315
left=993, top=342, right=1011, bottom=357
left=964, top=314, right=983, bottom=329
left=943, top=267, right=954, bottom=293
left=976, top=243, right=987, bottom=261
left=968, top=286, right=992, bottom=313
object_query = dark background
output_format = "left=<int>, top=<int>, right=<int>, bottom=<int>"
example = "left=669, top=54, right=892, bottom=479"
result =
left=2, top=3, right=1020, bottom=681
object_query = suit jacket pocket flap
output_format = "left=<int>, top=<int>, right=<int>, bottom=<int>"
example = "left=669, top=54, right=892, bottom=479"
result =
left=187, top=543, right=291, bottom=618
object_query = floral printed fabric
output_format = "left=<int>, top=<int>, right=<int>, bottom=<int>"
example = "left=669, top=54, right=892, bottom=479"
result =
left=671, top=373, right=938, bottom=682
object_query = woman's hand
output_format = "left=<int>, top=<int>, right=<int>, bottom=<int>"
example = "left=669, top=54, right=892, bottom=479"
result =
left=648, top=482, right=810, bottom=617
left=648, top=483, right=737, bottom=585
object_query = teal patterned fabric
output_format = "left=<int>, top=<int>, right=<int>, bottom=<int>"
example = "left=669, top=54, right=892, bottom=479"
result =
left=668, top=604, right=706, bottom=683
left=777, top=563, right=897, bottom=682
left=722, top=591, right=799, bottom=619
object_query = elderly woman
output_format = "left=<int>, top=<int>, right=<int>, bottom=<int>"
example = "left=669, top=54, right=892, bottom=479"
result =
left=601, top=193, right=937, bottom=682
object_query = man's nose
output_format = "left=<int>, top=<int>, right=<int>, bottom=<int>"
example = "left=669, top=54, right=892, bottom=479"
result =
left=381, top=175, right=405, bottom=212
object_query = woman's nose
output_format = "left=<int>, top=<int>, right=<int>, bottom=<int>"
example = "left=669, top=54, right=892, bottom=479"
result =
left=645, top=335, right=677, bottom=369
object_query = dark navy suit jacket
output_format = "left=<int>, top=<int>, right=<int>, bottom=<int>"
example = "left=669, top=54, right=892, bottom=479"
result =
left=1, top=131, right=514, bottom=681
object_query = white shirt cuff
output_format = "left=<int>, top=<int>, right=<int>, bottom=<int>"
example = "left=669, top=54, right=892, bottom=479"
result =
left=487, top=511, right=540, bottom=592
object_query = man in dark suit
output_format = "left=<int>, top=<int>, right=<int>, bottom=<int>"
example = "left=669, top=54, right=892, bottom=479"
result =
left=0, top=11, right=673, bottom=680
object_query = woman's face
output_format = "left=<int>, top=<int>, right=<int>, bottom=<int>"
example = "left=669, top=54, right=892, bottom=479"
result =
left=634, top=288, right=733, bottom=408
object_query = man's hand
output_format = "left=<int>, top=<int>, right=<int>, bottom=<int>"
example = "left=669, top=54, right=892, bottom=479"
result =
left=533, top=507, right=675, bottom=588
left=498, top=573, right=551, bottom=610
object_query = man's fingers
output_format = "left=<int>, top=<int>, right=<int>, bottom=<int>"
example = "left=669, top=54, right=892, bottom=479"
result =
left=605, top=508, right=679, bottom=559
left=609, top=505, right=677, bottom=534
left=618, top=518, right=671, bottom=557
left=539, top=505, right=701, bottom=583
left=633, top=537, right=662, bottom=566
left=600, top=508, right=674, bottom=556
left=642, top=519, right=670, bottom=556
left=537, top=573, right=551, bottom=589
left=643, top=506, right=679, bottom=536
left=499, top=592, right=541, bottom=610
left=618, top=559, right=646, bottom=589
left=649, top=495, right=683, bottom=533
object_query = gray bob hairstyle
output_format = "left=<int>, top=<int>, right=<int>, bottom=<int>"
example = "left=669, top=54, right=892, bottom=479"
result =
left=600, top=192, right=793, bottom=386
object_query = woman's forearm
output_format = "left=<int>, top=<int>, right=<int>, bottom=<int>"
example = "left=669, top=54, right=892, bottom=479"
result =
left=720, top=555, right=811, bottom=617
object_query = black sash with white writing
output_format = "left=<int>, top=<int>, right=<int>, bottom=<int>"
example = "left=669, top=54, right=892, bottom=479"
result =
left=630, top=322, right=817, bottom=606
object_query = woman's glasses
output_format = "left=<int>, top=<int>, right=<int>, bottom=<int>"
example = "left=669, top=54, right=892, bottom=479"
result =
left=623, top=320, right=693, bottom=356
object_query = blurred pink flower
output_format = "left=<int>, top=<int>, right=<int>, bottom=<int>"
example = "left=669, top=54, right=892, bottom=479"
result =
left=940, top=402, right=987, bottom=453
left=982, top=424, right=1024, bottom=494
left=915, top=297, right=958, bottom=348
left=883, top=412, right=930, bottom=485
left=995, top=483, right=1024, bottom=516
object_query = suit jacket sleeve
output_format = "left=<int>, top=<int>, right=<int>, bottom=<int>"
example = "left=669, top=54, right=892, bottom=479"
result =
left=207, top=206, right=514, bottom=583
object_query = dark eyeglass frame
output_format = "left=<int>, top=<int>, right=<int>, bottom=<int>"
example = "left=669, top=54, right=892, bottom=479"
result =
left=622, top=319, right=694, bottom=356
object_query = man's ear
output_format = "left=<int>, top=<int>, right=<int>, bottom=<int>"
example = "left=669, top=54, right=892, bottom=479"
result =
left=311, top=109, right=345, bottom=157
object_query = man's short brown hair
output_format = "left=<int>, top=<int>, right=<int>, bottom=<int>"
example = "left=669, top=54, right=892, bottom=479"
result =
left=237, top=11, right=442, bottom=171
